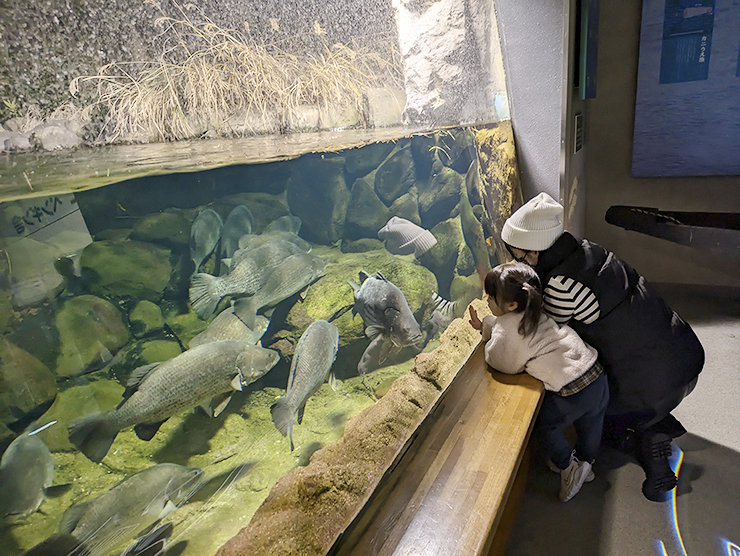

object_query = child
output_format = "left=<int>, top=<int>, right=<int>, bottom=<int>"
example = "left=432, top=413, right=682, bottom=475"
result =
left=468, top=262, right=609, bottom=501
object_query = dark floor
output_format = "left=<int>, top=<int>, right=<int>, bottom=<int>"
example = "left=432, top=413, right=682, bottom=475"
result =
left=504, top=284, right=740, bottom=556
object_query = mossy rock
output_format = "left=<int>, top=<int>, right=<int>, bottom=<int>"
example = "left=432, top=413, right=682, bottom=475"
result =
left=417, top=216, right=464, bottom=298
left=374, top=146, right=416, bottom=207
left=450, top=273, right=483, bottom=316
left=163, top=305, right=209, bottom=347
left=37, top=378, right=124, bottom=452
left=55, top=295, right=130, bottom=377
left=340, top=238, right=384, bottom=253
left=343, top=176, right=391, bottom=241
left=6, top=304, right=60, bottom=370
left=0, top=339, right=57, bottom=432
left=80, top=239, right=172, bottom=302
left=129, top=300, right=165, bottom=337
left=343, top=141, right=396, bottom=179
left=388, top=186, right=421, bottom=225
left=418, top=165, right=463, bottom=229
left=130, top=211, right=191, bottom=246
left=108, top=338, right=183, bottom=385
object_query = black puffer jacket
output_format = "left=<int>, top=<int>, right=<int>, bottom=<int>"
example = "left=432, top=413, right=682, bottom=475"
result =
left=535, top=233, right=704, bottom=414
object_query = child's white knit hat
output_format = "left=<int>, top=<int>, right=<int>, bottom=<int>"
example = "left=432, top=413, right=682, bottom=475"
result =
left=502, top=192, right=564, bottom=251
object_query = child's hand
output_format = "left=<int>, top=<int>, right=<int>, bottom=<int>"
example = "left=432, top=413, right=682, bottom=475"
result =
left=469, top=306, right=482, bottom=330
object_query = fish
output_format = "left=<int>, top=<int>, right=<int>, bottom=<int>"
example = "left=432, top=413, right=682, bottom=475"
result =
left=232, top=253, right=328, bottom=329
left=189, top=208, right=223, bottom=272
left=189, top=239, right=307, bottom=320
left=461, top=159, right=491, bottom=271
left=271, top=320, right=339, bottom=450
left=0, top=421, right=56, bottom=520
left=262, top=215, right=302, bottom=234
left=377, top=216, right=437, bottom=257
left=68, top=341, right=280, bottom=462
left=350, top=271, right=423, bottom=349
left=120, top=523, right=173, bottom=556
left=189, top=309, right=269, bottom=348
left=221, top=205, right=254, bottom=259
left=58, top=464, right=202, bottom=556
left=236, top=230, right=312, bottom=253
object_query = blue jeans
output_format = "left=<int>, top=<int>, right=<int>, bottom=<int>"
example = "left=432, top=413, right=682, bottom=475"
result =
left=536, top=370, right=610, bottom=469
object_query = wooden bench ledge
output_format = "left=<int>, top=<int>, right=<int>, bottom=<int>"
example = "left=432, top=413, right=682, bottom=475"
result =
left=331, top=344, right=544, bottom=556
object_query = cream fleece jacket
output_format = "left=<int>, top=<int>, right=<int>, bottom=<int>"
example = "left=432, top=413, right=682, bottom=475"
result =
left=481, top=312, right=598, bottom=392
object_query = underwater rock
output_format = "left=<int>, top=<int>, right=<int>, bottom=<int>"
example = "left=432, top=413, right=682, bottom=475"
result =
left=0, top=339, right=57, bottom=433
left=216, top=310, right=481, bottom=556
left=130, top=211, right=191, bottom=246
left=54, top=295, right=130, bottom=377
left=34, top=379, right=125, bottom=452
left=109, top=339, right=183, bottom=385
left=339, top=238, right=384, bottom=253
left=4, top=236, right=64, bottom=307
left=409, top=135, right=437, bottom=181
left=286, top=155, right=349, bottom=245
left=459, top=159, right=492, bottom=272
left=343, top=141, right=395, bottom=179
left=80, top=239, right=172, bottom=302
left=343, top=176, right=391, bottom=241
left=450, top=274, right=484, bottom=316
left=374, top=146, right=416, bottom=207
left=455, top=243, right=476, bottom=276
left=388, top=186, right=421, bottom=225
left=163, top=306, right=209, bottom=348
left=418, top=164, right=463, bottom=229
left=5, top=304, right=60, bottom=371
left=129, top=300, right=165, bottom=338
left=417, top=216, right=465, bottom=298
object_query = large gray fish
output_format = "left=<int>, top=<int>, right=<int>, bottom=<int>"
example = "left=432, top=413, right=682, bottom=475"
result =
left=262, top=215, right=302, bottom=234
left=58, top=463, right=202, bottom=556
left=377, top=216, right=437, bottom=257
left=189, top=309, right=269, bottom=348
left=221, top=205, right=254, bottom=259
left=233, top=253, right=328, bottom=329
left=68, top=341, right=280, bottom=462
left=350, top=271, right=422, bottom=373
left=189, top=239, right=307, bottom=319
left=189, top=208, right=223, bottom=272
left=237, top=230, right=312, bottom=253
left=0, top=422, right=55, bottom=520
left=271, top=320, right=339, bottom=450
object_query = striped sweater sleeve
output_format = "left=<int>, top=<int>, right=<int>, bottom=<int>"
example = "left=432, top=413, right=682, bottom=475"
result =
left=543, top=275, right=600, bottom=325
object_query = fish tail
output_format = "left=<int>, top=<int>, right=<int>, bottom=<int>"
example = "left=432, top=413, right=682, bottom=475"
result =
left=67, top=412, right=119, bottom=463
left=270, top=398, right=295, bottom=450
left=233, top=297, right=257, bottom=329
left=189, top=273, right=222, bottom=319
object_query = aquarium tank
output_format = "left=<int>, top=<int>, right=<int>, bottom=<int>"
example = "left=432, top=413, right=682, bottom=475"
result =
left=0, top=0, right=521, bottom=555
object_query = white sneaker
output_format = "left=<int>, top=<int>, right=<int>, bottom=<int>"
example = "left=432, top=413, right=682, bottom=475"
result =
left=559, top=453, right=593, bottom=502
left=547, top=458, right=595, bottom=482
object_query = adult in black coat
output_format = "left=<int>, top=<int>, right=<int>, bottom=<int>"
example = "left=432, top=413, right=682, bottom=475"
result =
left=500, top=193, right=704, bottom=501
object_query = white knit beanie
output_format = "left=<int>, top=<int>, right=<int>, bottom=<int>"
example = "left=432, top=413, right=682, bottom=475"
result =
left=501, top=192, right=564, bottom=251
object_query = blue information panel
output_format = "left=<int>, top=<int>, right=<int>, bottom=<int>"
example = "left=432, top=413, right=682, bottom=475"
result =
left=659, top=1, right=715, bottom=83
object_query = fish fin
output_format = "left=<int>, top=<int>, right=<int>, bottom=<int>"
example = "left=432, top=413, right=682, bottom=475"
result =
left=26, top=532, right=87, bottom=556
left=358, top=270, right=371, bottom=284
left=134, top=421, right=166, bottom=441
left=375, top=271, right=388, bottom=282
left=270, top=398, right=294, bottom=450
left=198, top=401, right=214, bottom=417
left=211, top=392, right=234, bottom=417
left=348, top=279, right=360, bottom=294
left=68, top=413, right=119, bottom=463
left=45, top=483, right=73, bottom=498
left=296, top=404, right=306, bottom=425
left=189, top=273, right=223, bottom=320
left=365, top=325, right=384, bottom=340
left=263, top=306, right=276, bottom=318
left=328, top=373, right=338, bottom=391
left=219, top=259, right=231, bottom=275
left=378, top=338, right=393, bottom=365
left=59, top=500, right=92, bottom=534
left=158, top=500, right=178, bottom=519
left=230, top=375, right=243, bottom=391
left=121, top=523, right=173, bottom=556
left=121, top=362, right=161, bottom=403
left=328, top=304, right=353, bottom=323
left=233, top=297, right=257, bottom=329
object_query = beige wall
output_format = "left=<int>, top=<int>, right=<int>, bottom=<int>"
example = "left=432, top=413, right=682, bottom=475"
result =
left=584, top=1, right=740, bottom=287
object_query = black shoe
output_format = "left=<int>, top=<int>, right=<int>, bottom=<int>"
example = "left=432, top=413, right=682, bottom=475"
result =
left=638, top=431, right=677, bottom=502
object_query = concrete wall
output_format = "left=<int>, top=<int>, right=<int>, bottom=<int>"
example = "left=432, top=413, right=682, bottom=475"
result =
left=584, top=1, right=740, bottom=287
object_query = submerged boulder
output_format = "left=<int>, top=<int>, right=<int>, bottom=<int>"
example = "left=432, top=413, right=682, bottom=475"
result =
left=130, top=210, right=191, bottom=246
left=80, top=239, right=172, bottom=302
left=54, top=295, right=130, bottom=377
left=418, top=165, right=463, bottom=229
left=374, top=147, right=416, bottom=207
left=343, top=176, right=391, bottom=241
left=129, top=300, right=165, bottom=337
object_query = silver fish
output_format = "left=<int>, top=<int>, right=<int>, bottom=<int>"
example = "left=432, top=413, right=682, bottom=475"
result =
left=227, top=238, right=307, bottom=273
left=189, top=208, right=223, bottom=272
left=189, top=310, right=269, bottom=348
left=233, top=253, right=328, bottom=329
left=0, top=422, right=55, bottom=520
left=237, top=230, right=312, bottom=253
left=68, top=341, right=280, bottom=462
left=350, top=271, right=422, bottom=373
left=262, top=215, right=302, bottom=234
left=271, top=320, right=339, bottom=450
left=59, top=464, right=202, bottom=556
left=221, top=205, right=254, bottom=259
left=377, top=216, right=437, bottom=257
left=189, top=239, right=307, bottom=320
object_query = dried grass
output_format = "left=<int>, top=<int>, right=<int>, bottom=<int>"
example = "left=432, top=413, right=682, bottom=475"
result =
left=70, top=2, right=403, bottom=143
